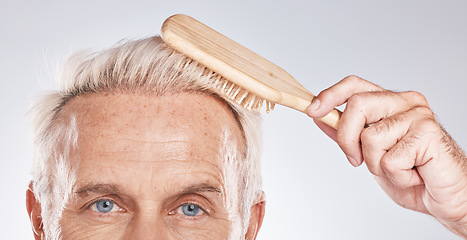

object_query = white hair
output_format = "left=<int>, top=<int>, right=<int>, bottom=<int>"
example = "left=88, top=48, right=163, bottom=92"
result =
left=29, top=36, right=263, bottom=239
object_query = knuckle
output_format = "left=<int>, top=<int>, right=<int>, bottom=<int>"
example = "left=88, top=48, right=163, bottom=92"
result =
left=361, top=131, right=385, bottom=155
left=370, top=118, right=395, bottom=135
left=360, top=128, right=373, bottom=143
left=317, top=89, right=334, bottom=102
left=346, top=93, right=367, bottom=110
left=342, top=75, right=362, bottom=84
left=380, top=157, right=395, bottom=175
left=366, top=162, right=384, bottom=177
left=416, top=117, right=439, bottom=131
left=411, top=105, right=434, bottom=117
left=404, top=91, right=429, bottom=107
left=361, top=127, right=382, bottom=145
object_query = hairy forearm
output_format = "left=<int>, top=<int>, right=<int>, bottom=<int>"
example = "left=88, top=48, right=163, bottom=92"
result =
left=438, top=131, right=467, bottom=239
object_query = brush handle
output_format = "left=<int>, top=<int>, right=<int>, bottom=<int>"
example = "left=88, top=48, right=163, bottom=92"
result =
left=310, top=105, right=342, bottom=130
left=291, top=95, right=341, bottom=130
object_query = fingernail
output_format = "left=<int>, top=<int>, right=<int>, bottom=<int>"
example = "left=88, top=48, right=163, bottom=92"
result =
left=307, top=99, right=320, bottom=116
left=346, top=155, right=358, bottom=167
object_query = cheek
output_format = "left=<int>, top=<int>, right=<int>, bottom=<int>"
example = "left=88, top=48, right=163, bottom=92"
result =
left=59, top=212, right=234, bottom=240
left=60, top=211, right=128, bottom=239
left=164, top=217, right=233, bottom=239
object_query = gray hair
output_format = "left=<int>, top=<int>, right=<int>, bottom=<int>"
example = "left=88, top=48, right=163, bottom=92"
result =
left=29, top=36, right=263, bottom=239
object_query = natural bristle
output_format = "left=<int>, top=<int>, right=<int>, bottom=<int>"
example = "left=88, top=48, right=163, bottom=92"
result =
left=209, top=73, right=275, bottom=113
left=176, top=55, right=275, bottom=114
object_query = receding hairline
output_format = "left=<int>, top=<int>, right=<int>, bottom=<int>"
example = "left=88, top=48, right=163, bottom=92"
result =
left=54, top=90, right=249, bottom=155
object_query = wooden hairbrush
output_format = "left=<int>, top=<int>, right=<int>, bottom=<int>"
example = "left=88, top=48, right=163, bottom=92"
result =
left=161, top=14, right=341, bottom=129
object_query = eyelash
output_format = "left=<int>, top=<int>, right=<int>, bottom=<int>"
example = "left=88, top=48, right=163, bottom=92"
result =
left=87, top=197, right=124, bottom=214
left=84, top=196, right=211, bottom=220
left=170, top=201, right=208, bottom=218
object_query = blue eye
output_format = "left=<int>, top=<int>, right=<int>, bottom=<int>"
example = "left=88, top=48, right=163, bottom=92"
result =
left=181, top=204, right=201, bottom=216
left=94, top=199, right=114, bottom=213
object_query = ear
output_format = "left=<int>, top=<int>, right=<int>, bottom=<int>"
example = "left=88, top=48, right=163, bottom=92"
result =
left=26, top=182, right=44, bottom=240
left=244, top=191, right=266, bottom=240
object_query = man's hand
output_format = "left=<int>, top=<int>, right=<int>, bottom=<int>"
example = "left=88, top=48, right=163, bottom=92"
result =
left=306, top=75, right=467, bottom=238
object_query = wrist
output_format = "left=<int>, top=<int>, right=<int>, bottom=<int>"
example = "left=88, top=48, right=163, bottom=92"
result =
left=439, top=220, right=467, bottom=239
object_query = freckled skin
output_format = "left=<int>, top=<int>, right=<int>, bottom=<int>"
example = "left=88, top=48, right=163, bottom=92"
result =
left=59, top=92, right=246, bottom=239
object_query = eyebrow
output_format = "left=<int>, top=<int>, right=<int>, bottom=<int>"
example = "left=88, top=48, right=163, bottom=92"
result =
left=74, top=183, right=222, bottom=197
left=75, top=183, right=122, bottom=197
left=179, top=183, right=222, bottom=195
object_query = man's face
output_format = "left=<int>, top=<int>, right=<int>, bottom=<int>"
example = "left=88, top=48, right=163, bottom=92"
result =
left=58, top=92, right=245, bottom=239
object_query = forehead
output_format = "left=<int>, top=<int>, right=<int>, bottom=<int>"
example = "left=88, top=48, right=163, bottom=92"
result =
left=60, top=92, right=245, bottom=185
left=62, top=92, right=244, bottom=147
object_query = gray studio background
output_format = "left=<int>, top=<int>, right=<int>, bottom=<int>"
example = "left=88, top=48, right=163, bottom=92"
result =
left=1, top=0, right=466, bottom=239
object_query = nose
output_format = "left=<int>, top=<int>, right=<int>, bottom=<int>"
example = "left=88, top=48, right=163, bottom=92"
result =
left=123, top=215, right=172, bottom=240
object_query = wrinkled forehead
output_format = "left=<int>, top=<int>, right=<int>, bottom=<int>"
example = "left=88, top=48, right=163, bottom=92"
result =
left=57, top=91, right=246, bottom=163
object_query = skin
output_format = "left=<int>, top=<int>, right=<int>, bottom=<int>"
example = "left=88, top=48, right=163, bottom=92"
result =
left=26, top=92, right=265, bottom=240
left=306, top=75, right=467, bottom=238
left=26, top=75, right=467, bottom=238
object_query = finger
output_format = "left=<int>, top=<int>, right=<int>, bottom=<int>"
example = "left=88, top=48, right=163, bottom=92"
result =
left=376, top=106, right=436, bottom=188
left=385, top=114, right=467, bottom=204
left=338, top=91, right=423, bottom=166
left=306, top=75, right=383, bottom=118
left=380, top=129, right=425, bottom=188
left=313, top=118, right=337, bottom=141
left=361, top=108, right=415, bottom=176
left=313, top=119, right=361, bottom=166
left=418, top=129, right=467, bottom=192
